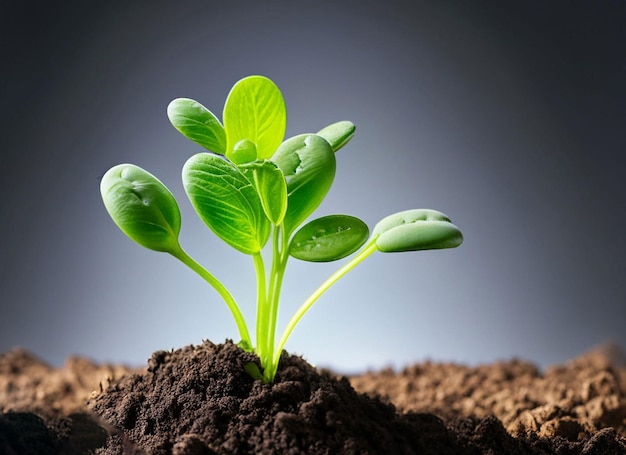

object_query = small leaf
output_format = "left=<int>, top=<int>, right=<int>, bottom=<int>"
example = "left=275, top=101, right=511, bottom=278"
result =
left=182, top=153, right=270, bottom=255
left=243, top=361, right=263, bottom=381
left=271, top=134, right=336, bottom=235
left=316, top=121, right=355, bottom=152
left=373, top=209, right=463, bottom=252
left=240, top=160, right=287, bottom=225
left=223, top=75, right=286, bottom=160
left=100, top=164, right=181, bottom=253
left=230, top=139, right=257, bottom=165
left=167, top=98, right=226, bottom=154
left=238, top=339, right=254, bottom=353
left=290, top=215, right=369, bottom=262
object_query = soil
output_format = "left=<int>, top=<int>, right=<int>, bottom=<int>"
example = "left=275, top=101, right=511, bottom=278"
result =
left=1, top=340, right=625, bottom=454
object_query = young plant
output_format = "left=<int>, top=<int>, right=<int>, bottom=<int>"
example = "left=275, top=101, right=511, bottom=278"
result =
left=100, top=75, right=463, bottom=383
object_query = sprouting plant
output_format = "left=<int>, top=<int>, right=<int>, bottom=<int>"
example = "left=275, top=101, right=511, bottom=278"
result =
left=100, top=75, right=463, bottom=383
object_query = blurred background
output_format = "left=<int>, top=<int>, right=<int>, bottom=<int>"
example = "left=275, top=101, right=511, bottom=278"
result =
left=1, top=0, right=624, bottom=373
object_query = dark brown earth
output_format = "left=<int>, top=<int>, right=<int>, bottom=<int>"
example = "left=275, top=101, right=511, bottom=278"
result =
left=1, top=340, right=625, bottom=454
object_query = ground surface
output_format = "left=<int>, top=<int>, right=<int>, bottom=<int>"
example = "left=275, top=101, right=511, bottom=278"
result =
left=1, top=341, right=625, bottom=454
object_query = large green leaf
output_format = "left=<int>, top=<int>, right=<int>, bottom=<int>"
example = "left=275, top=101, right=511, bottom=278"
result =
left=223, top=75, right=286, bottom=161
left=182, top=153, right=270, bottom=254
left=290, top=215, right=369, bottom=262
left=100, top=164, right=181, bottom=254
left=373, top=209, right=463, bottom=252
left=271, top=134, right=336, bottom=235
left=167, top=98, right=226, bottom=154
left=316, top=121, right=355, bottom=152
left=240, top=160, right=287, bottom=225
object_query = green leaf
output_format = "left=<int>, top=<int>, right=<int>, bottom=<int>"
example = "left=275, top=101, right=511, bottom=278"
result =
left=182, top=153, right=270, bottom=255
left=271, top=134, right=336, bottom=235
left=290, top=215, right=369, bottom=262
left=167, top=98, right=226, bottom=154
left=243, top=361, right=263, bottom=381
left=230, top=139, right=257, bottom=165
left=373, top=209, right=463, bottom=252
left=316, top=121, right=355, bottom=152
left=223, top=75, right=286, bottom=161
left=240, top=160, right=287, bottom=225
left=100, top=164, right=181, bottom=253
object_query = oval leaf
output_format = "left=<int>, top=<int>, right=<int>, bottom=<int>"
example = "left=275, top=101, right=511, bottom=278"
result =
left=167, top=98, right=226, bottom=154
left=240, top=160, right=287, bottom=225
left=182, top=153, right=270, bottom=254
left=373, top=209, right=463, bottom=252
left=316, top=120, right=355, bottom=152
left=230, top=139, right=258, bottom=165
left=271, top=134, right=336, bottom=235
left=223, top=75, right=286, bottom=161
left=290, top=215, right=369, bottom=262
left=100, top=164, right=181, bottom=253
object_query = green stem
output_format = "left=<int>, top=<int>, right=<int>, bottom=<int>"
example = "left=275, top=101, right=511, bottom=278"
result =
left=263, top=225, right=289, bottom=381
left=171, top=247, right=252, bottom=349
left=252, top=252, right=268, bottom=365
left=268, top=237, right=379, bottom=380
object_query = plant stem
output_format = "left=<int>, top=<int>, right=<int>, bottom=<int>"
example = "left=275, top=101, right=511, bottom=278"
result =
left=253, top=252, right=268, bottom=365
left=268, top=237, right=379, bottom=381
left=263, top=225, right=289, bottom=382
left=171, top=247, right=252, bottom=349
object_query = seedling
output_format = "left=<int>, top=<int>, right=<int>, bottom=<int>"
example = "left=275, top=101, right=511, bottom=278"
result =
left=100, top=75, right=463, bottom=383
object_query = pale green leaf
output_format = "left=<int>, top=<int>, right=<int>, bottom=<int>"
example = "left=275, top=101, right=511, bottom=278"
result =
left=223, top=75, right=286, bottom=161
left=316, top=121, right=355, bottom=152
left=271, top=134, right=336, bottom=235
left=373, top=209, right=463, bottom=252
left=230, top=139, right=257, bottom=165
left=167, top=98, right=226, bottom=154
left=100, top=164, right=181, bottom=253
left=240, top=160, right=287, bottom=225
left=182, top=153, right=270, bottom=254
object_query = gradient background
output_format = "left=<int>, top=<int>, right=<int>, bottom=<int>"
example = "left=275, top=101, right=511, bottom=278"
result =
left=2, top=1, right=625, bottom=373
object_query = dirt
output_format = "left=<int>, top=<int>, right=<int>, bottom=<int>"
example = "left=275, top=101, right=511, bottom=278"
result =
left=1, top=341, right=625, bottom=454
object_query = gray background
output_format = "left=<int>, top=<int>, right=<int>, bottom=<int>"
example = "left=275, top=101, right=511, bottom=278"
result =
left=1, top=1, right=624, bottom=373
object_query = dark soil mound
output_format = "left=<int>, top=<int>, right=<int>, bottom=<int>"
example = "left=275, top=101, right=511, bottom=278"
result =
left=89, top=340, right=463, bottom=454
left=87, top=341, right=626, bottom=455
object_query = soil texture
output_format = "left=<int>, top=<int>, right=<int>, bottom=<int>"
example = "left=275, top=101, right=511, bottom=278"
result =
left=351, top=343, right=626, bottom=442
left=1, top=340, right=625, bottom=454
